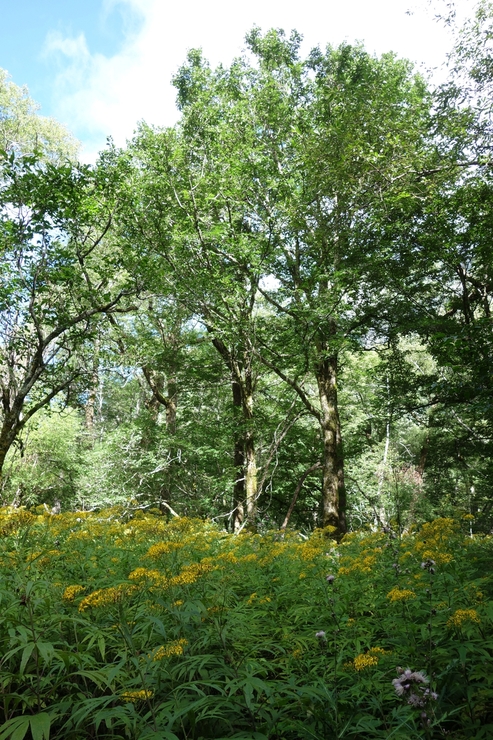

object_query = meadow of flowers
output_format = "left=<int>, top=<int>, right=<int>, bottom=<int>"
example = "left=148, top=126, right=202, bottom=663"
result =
left=0, top=507, right=491, bottom=739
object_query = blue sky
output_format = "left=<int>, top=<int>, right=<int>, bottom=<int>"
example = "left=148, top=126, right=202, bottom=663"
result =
left=0, top=0, right=473, bottom=161
left=1, top=1, right=141, bottom=97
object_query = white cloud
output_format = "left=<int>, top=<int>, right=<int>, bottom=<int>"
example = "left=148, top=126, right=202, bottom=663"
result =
left=43, top=0, right=470, bottom=162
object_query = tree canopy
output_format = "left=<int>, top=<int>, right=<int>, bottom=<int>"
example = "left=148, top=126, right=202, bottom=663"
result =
left=1, top=5, right=493, bottom=536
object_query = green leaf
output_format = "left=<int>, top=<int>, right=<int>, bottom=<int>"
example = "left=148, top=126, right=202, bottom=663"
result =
left=97, top=635, right=105, bottom=661
left=29, top=713, right=51, bottom=740
left=36, top=643, right=55, bottom=666
left=19, top=643, right=35, bottom=676
left=0, top=718, right=30, bottom=740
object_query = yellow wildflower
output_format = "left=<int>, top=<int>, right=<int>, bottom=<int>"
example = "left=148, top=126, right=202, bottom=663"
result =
left=78, top=584, right=137, bottom=611
left=353, top=647, right=388, bottom=671
left=146, top=541, right=184, bottom=559
left=128, top=567, right=167, bottom=589
left=168, top=561, right=212, bottom=587
left=152, top=639, right=188, bottom=660
left=447, top=609, right=481, bottom=628
left=63, top=585, right=85, bottom=601
left=354, top=653, right=379, bottom=671
left=387, top=587, right=416, bottom=602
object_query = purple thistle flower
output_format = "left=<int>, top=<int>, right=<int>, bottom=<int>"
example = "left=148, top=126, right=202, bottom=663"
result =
left=315, top=631, right=326, bottom=639
left=392, top=668, right=429, bottom=697
left=326, top=574, right=335, bottom=583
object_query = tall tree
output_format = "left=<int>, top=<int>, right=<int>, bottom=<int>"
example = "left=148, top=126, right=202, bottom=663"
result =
left=0, top=68, right=78, bottom=161
left=122, top=112, right=266, bottom=529
left=136, top=32, right=433, bottom=534
left=0, top=154, right=132, bottom=475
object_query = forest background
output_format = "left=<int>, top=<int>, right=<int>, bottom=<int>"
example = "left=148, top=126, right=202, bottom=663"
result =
left=1, top=0, right=493, bottom=537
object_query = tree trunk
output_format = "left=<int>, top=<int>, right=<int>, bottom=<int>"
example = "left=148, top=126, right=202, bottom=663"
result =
left=232, top=379, right=245, bottom=532
left=211, top=335, right=258, bottom=532
left=142, top=366, right=179, bottom=504
left=165, top=376, right=177, bottom=435
left=244, top=419, right=257, bottom=523
left=315, top=351, right=347, bottom=535
left=0, top=422, right=18, bottom=477
left=84, top=340, right=100, bottom=444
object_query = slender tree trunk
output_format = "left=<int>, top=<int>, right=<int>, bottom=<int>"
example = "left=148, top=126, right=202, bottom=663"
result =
left=244, top=402, right=257, bottom=522
left=211, top=336, right=258, bottom=531
left=165, top=376, right=177, bottom=435
left=142, top=366, right=179, bottom=504
left=231, top=377, right=257, bottom=531
left=281, top=461, right=322, bottom=530
left=315, top=351, right=347, bottom=535
left=84, top=340, right=100, bottom=444
left=232, top=378, right=245, bottom=532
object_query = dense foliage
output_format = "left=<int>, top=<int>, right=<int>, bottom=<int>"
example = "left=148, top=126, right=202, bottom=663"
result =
left=0, top=508, right=491, bottom=739
left=1, top=5, right=493, bottom=737
left=2, top=3, right=493, bottom=533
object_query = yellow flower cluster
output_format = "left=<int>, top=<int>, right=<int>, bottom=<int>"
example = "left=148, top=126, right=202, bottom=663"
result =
left=447, top=609, right=481, bottom=628
left=352, top=647, right=388, bottom=671
left=208, top=550, right=258, bottom=567
left=63, top=585, right=85, bottom=601
left=127, top=560, right=213, bottom=592
left=258, top=542, right=289, bottom=565
left=146, top=541, right=184, bottom=559
left=128, top=567, right=165, bottom=586
left=120, top=689, right=153, bottom=702
left=0, top=509, right=36, bottom=535
left=78, top=584, right=137, bottom=611
left=168, top=561, right=213, bottom=587
left=387, top=587, right=416, bottom=602
left=152, top=639, right=188, bottom=660
left=415, top=518, right=457, bottom=565
left=339, top=549, right=378, bottom=575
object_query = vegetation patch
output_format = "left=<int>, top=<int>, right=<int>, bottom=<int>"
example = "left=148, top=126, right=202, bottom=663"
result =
left=0, top=508, right=491, bottom=739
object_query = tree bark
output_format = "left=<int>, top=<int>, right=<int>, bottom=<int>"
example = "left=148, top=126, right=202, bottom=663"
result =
left=315, top=351, right=347, bottom=535
left=232, top=378, right=245, bottom=532
left=84, top=339, right=100, bottom=444
left=142, top=365, right=178, bottom=503
left=211, top=335, right=257, bottom=531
